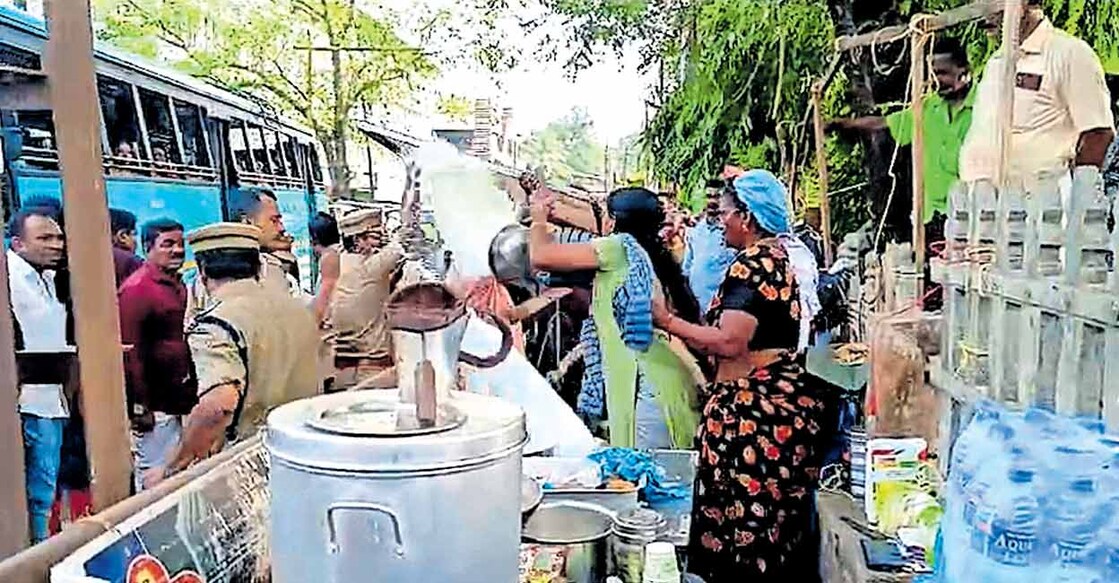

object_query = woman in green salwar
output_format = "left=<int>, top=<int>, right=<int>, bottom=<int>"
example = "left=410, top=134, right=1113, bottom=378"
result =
left=529, top=187, right=704, bottom=449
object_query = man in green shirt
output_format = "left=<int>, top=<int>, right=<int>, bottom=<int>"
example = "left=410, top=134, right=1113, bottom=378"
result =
left=829, top=38, right=974, bottom=227
left=829, top=38, right=972, bottom=310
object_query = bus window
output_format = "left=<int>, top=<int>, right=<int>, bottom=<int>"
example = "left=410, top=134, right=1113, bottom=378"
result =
left=138, top=87, right=182, bottom=164
left=174, top=100, right=210, bottom=168
left=12, top=110, right=56, bottom=168
left=245, top=124, right=271, bottom=175
left=308, top=145, right=324, bottom=184
left=229, top=120, right=253, bottom=173
left=264, top=131, right=286, bottom=176
left=283, top=137, right=302, bottom=179
left=97, top=76, right=145, bottom=160
left=0, top=42, right=41, bottom=70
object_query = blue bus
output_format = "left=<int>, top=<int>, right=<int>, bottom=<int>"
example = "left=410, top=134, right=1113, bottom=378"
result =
left=0, top=5, right=328, bottom=291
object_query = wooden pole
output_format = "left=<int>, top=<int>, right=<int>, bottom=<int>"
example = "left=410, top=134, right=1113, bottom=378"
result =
left=910, top=25, right=929, bottom=283
left=0, top=253, right=29, bottom=559
left=44, top=0, right=132, bottom=511
left=811, top=81, right=833, bottom=265
left=835, top=1, right=1001, bottom=52
left=997, top=0, right=1023, bottom=187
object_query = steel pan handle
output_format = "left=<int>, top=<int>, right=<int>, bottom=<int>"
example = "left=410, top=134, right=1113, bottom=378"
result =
left=459, top=311, right=513, bottom=369
left=327, top=502, right=405, bottom=557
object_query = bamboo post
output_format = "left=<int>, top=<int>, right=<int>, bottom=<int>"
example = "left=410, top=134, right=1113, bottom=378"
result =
left=0, top=253, right=28, bottom=559
left=835, top=1, right=1002, bottom=52
left=910, top=23, right=929, bottom=285
left=996, top=0, right=1023, bottom=186
left=811, top=81, right=833, bottom=265
left=44, top=0, right=132, bottom=510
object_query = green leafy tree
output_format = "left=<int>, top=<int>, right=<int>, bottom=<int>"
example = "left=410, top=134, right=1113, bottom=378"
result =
left=608, top=132, right=645, bottom=186
left=435, top=94, right=474, bottom=122
left=535, top=0, right=1118, bottom=239
left=95, top=0, right=436, bottom=198
left=519, top=107, right=605, bottom=183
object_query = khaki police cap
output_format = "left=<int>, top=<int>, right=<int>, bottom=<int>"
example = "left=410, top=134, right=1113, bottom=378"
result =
left=338, top=209, right=383, bottom=237
left=187, top=222, right=262, bottom=254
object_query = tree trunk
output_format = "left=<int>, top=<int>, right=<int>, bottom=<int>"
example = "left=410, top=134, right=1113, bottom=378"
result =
left=328, top=47, right=352, bottom=199
left=828, top=0, right=912, bottom=243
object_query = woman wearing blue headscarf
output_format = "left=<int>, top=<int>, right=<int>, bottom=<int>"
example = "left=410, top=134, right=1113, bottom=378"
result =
left=653, top=170, right=825, bottom=581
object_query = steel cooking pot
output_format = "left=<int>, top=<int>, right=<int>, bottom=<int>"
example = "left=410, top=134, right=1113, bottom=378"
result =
left=267, top=390, right=527, bottom=583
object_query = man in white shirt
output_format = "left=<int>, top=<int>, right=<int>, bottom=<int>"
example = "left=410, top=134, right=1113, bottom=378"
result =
left=960, top=0, right=1115, bottom=184
left=7, top=208, right=69, bottom=543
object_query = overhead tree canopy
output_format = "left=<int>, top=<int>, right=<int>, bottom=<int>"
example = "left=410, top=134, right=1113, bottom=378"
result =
left=533, top=0, right=1119, bottom=238
left=93, top=0, right=522, bottom=199
left=94, top=0, right=435, bottom=198
left=519, top=106, right=605, bottom=183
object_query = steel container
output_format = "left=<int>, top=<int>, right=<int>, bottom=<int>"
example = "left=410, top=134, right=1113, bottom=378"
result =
left=522, top=501, right=613, bottom=583
left=266, top=389, right=527, bottom=583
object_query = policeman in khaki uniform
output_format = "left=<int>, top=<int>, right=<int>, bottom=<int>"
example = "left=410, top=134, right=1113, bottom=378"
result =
left=185, top=189, right=300, bottom=326
left=330, top=208, right=404, bottom=389
left=143, top=223, right=320, bottom=488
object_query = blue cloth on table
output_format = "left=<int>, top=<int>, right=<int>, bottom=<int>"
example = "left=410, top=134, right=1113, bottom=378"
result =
left=588, top=447, right=690, bottom=503
left=576, top=234, right=655, bottom=422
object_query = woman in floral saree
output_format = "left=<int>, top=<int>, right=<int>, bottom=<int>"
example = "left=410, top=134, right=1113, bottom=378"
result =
left=654, top=171, right=825, bottom=581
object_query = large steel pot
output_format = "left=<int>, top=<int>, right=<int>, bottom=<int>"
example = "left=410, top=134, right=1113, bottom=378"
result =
left=266, top=389, right=527, bottom=583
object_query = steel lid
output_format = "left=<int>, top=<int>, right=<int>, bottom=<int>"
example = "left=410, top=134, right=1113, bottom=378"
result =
left=612, top=508, right=667, bottom=540
left=306, top=400, right=466, bottom=437
left=266, top=390, right=526, bottom=473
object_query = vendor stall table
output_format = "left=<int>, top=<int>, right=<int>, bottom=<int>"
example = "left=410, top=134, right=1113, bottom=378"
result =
left=818, top=492, right=913, bottom=583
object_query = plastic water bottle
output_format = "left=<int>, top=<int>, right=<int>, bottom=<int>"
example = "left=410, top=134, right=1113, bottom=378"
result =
left=1093, top=453, right=1119, bottom=581
left=960, top=437, right=1014, bottom=580
left=943, top=402, right=999, bottom=581
left=976, top=467, right=1041, bottom=582
left=1044, top=477, right=1103, bottom=582
left=1077, top=417, right=1107, bottom=436
left=1097, top=509, right=1119, bottom=581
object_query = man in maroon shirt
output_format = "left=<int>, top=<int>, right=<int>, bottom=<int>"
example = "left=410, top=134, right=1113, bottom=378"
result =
left=117, top=218, right=194, bottom=491
left=110, top=209, right=144, bottom=288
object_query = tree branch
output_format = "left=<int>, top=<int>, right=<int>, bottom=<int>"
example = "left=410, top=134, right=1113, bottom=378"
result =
left=348, top=68, right=409, bottom=108
left=268, top=57, right=310, bottom=102
left=122, top=0, right=192, bottom=52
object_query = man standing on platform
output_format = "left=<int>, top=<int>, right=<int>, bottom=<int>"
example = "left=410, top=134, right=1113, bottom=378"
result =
left=185, top=188, right=298, bottom=324
left=118, top=219, right=195, bottom=491
left=330, top=209, right=403, bottom=390
left=960, top=0, right=1114, bottom=186
left=145, top=223, right=319, bottom=487
left=6, top=208, right=68, bottom=542
left=109, top=208, right=143, bottom=288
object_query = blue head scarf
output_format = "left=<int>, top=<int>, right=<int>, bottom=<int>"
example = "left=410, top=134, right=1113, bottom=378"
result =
left=731, top=169, right=822, bottom=352
left=732, top=170, right=791, bottom=235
